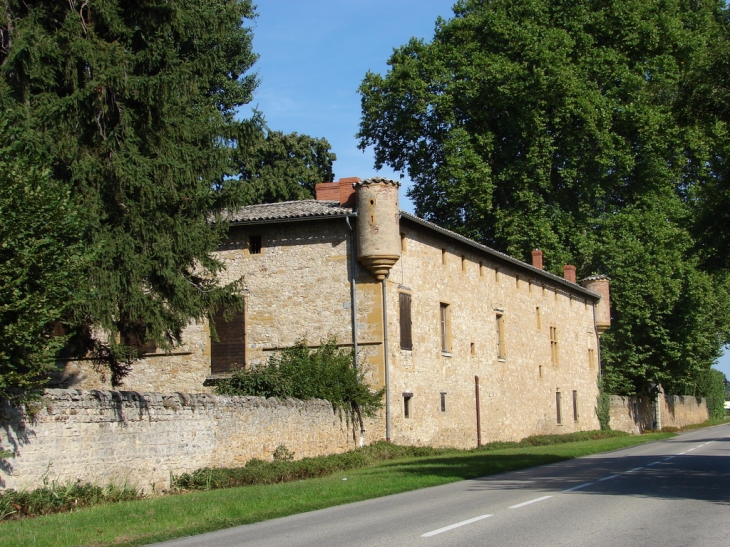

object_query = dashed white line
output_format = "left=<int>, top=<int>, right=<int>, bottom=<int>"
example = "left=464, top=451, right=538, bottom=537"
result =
left=564, top=482, right=593, bottom=492
left=647, top=461, right=661, bottom=466
left=626, top=467, right=643, bottom=473
left=598, top=474, right=621, bottom=482
left=421, top=514, right=493, bottom=537
left=509, top=495, right=553, bottom=509
left=663, top=456, right=674, bottom=461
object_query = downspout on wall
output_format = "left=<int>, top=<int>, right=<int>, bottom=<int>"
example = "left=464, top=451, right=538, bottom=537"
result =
left=382, top=274, right=391, bottom=442
left=345, top=215, right=364, bottom=446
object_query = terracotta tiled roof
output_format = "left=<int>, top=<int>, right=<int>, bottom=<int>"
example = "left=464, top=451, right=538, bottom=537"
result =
left=226, top=200, right=353, bottom=223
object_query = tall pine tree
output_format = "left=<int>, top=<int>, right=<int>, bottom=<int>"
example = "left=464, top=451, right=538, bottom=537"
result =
left=1, top=0, right=259, bottom=385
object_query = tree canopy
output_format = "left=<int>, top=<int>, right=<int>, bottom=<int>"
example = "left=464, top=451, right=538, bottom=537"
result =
left=234, top=118, right=336, bottom=204
left=0, top=0, right=335, bottom=396
left=359, top=0, right=730, bottom=395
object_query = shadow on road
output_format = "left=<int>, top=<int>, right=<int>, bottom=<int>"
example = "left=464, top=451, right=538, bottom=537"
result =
left=364, top=448, right=730, bottom=505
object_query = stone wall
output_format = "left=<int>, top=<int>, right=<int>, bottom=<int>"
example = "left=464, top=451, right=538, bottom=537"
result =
left=386, top=219, right=602, bottom=447
left=660, top=394, right=708, bottom=429
left=609, top=393, right=708, bottom=433
left=51, top=212, right=607, bottom=454
left=0, top=389, right=376, bottom=492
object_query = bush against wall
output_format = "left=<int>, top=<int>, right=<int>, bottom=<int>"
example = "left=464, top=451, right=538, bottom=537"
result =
left=696, top=368, right=726, bottom=420
left=215, top=339, right=384, bottom=426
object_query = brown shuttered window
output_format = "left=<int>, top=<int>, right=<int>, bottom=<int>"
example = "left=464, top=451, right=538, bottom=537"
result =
left=121, top=323, right=157, bottom=354
left=211, top=308, right=245, bottom=374
left=399, top=293, right=412, bottom=350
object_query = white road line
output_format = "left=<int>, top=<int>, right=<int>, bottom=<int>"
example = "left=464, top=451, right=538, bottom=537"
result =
left=678, top=451, right=687, bottom=455
left=509, top=495, right=553, bottom=509
left=647, top=461, right=661, bottom=466
left=663, top=456, right=674, bottom=461
left=598, top=474, right=621, bottom=482
left=564, top=482, right=593, bottom=492
left=626, top=467, right=643, bottom=473
left=421, top=514, right=493, bottom=537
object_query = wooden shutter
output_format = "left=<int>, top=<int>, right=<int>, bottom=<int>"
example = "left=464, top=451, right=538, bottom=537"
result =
left=211, top=309, right=245, bottom=373
left=399, top=293, right=412, bottom=350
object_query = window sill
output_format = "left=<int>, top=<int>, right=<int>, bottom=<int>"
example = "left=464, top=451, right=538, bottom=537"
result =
left=497, top=358, right=506, bottom=363
left=441, top=351, right=452, bottom=358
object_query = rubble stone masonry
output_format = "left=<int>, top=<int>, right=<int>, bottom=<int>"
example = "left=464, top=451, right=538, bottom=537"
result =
left=0, top=389, right=372, bottom=492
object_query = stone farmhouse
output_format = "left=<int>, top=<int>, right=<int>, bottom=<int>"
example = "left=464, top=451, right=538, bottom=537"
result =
left=59, top=177, right=611, bottom=448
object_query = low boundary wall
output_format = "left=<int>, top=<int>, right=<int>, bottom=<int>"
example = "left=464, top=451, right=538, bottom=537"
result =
left=609, top=392, right=708, bottom=434
left=1, top=389, right=374, bottom=492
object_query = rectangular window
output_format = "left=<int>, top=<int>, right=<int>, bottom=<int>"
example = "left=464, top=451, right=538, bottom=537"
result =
left=122, top=324, right=157, bottom=354
left=210, top=306, right=245, bottom=374
left=461, top=255, right=467, bottom=273
left=399, top=292, right=413, bottom=350
left=440, top=392, right=447, bottom=412
left=470, top=342, right=476, bottom=356
left=550, top=326, right=559, bottom=365
left=400, top=232, right=407, bottom=252
left=536, top=306, right=542, bottom=330
left=556, top=391, right=562, bottom=424
left=496, top=313, right=505, bottom=359
left=248, top=235, right=262, bottom=254
left=515, top=275, right=520, bottom=289
left=573, top=390, right=579, bottom=421
left=588, top=348, right=596, bottom=368
left=440, top=303, right=452, bottom=353
left=479, top=261, right=485, bottom=277
left=404, top=393, right=413, bottom=419
left=495, top=267, right=500, bottom=282
left=441, top=248, right=447, bottom=265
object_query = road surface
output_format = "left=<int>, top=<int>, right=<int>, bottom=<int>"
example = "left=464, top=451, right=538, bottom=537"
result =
left=153, top=424, right=730, bottom=547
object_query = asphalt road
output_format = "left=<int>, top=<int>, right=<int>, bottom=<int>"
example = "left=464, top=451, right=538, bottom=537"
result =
left=153, top=424, right=730, bottom=547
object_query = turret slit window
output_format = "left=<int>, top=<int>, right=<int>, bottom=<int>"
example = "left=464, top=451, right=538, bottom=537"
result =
left=399, top=292, right=412, bottom=350
left=440, top=303, right=452, bottom=353
left=573, top=390, right=579, bottom=421
left=550, top=326, right=559, bottom=365
left=496, top=313, right=505, bottom=359
left=556, top=391, right=563, bottom=424
left=440, top=392, right=447, bottom=412
left=403, top=393, right=413, bottom=418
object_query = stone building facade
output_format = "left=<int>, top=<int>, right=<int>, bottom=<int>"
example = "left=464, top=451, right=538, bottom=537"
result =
left=57, top=177, right=609, bottom=448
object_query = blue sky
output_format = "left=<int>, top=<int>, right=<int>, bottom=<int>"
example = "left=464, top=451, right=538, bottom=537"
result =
left=245, top=0, right=730, bottom=380
left=246, top=0, right=456, bottom=212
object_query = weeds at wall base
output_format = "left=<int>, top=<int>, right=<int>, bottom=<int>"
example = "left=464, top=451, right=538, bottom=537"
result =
left=0, top=480, right=141, bottom=521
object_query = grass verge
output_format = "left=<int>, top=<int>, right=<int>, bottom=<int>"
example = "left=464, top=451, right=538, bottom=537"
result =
left=0, top=431, right=673, bottom=547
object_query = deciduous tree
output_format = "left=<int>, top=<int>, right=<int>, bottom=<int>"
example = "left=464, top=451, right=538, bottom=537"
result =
left=358, top=0, right=730, bottom=395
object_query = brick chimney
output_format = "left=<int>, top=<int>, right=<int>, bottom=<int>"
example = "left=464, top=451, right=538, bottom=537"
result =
left=563, top=264, right=577, bottom=283
left=531, top=249, right=543, bottom=269
left=314, top=177, right=361, bottom=207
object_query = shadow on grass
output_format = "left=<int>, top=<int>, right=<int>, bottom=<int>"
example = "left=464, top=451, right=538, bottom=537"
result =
left=364, top=452, right=568, bottom=482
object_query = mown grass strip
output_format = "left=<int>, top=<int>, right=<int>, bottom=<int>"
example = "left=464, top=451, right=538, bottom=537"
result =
left=0, top=432, right=673, bottom=547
